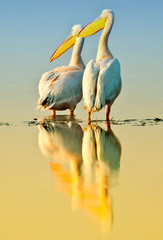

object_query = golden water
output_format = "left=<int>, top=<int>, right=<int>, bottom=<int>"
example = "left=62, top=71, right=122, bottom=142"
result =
left=0, top=116, right=163, bottom=240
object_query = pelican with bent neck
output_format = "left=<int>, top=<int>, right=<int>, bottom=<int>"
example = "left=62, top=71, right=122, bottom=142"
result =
left=37, top=24, right=85, bottom=116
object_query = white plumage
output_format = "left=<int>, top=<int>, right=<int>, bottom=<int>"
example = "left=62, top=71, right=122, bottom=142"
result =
left=83, top=58, right=121, bottom=112
left=37, top=24, right=85, bottom=116
left=82, top=60, right=99, bottom=110
left=38, top=66, right=83, bottom=112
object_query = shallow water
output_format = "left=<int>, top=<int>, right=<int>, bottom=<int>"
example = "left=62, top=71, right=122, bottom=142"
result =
left=0, top=115, right=163, bottom=240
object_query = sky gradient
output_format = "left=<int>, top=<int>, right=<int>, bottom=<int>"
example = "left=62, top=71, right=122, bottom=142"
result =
left=0, top=0, right=163, bottom=121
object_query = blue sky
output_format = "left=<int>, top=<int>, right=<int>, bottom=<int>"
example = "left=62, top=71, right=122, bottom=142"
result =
left=0, top=0, right=163, bottom=120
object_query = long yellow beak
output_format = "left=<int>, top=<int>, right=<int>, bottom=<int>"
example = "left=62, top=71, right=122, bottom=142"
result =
left=49, top=34, right=76, bottom=62
left=78, top=16, right=106, bottom=38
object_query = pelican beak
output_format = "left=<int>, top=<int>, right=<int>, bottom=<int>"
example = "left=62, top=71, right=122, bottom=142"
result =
left=49, top=33, right=76, bottom=62
left=78, top=16, right=106, bottom=38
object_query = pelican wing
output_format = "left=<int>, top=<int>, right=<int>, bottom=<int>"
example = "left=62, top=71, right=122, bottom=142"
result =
left=37, top=66, right=84, bottom=110
left=94, top=58, right=121, bottom=111
left=82, top=60, right=100, bottom=111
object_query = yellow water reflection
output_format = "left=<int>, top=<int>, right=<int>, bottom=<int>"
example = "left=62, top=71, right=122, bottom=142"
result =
left=38, top=120, right=121, bottom=232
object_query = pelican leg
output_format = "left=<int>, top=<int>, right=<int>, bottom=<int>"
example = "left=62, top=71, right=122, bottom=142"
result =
left=87, top=111, right=91, bottom=125
left=52, top=110, right=56, bottom=117
left=70, top=110, right=74, bottom=116
left=106, top=121, right=111, bottom=131
left=106, top=105, right=111, bottom=121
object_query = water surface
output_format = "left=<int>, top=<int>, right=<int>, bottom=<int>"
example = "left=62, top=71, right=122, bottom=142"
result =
left=0, top=116, right=163, bottom=240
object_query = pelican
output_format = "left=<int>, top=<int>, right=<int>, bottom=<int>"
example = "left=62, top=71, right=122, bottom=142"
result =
left=37, top=24, right=85, bottom=116
left=78, top=9, right=122, bottom=123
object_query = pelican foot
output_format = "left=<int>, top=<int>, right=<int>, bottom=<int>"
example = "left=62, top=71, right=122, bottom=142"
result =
left=70, top=110, right=74, bottom=116
left=87, top=111, right=91, bottom=125
left=106, top=120, right=111, bottom=130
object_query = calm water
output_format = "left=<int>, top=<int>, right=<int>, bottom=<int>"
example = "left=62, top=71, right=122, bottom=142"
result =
left=0, top=115, right=163, bottom=240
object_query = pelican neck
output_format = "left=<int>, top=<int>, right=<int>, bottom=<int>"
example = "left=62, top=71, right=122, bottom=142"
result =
left=69, top=37, right=85, bottom=69
left=96, top=17, right=114, bottom=61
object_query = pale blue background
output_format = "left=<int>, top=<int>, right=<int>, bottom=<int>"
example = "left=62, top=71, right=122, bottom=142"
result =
left=0, top=0, right=163, bottom=121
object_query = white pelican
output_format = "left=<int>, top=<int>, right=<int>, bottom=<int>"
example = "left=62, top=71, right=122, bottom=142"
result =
left=37, top=24, right=85, bottom=116
left=78, top=9, right=122, bottom=123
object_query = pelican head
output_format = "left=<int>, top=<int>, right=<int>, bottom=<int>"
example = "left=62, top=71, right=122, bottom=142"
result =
left=71, top=24, right=83, bottom=36
left=78, top=9, right=114, bottom=38
left=49, top=24, right=83, bottom=62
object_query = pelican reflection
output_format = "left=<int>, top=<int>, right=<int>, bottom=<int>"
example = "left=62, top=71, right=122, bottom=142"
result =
left=38, top=121, right=121, bottom=231
left=38, top=120, right=83, bottom=163
left=38, top=120, right=83, bottom=208
left=82, top=125, right=121, bottom=231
